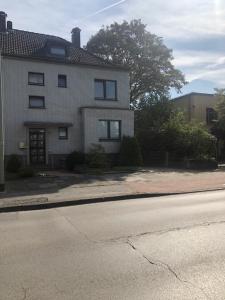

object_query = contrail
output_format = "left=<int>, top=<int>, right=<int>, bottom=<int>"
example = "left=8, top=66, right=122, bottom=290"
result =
left=78, top=0, right=127, bottom=22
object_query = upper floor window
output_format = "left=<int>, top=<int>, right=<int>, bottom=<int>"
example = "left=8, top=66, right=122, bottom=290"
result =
left=98, top=120, right=121, bottom=141
left=95, top=79, right=117, bottom=101
left=206, top=107, right=217, bottom=125
left=28, top=72, right=44, bottom=86
left=50, top=46, right=66, bottom=56
left=58, top=74, right=67, bottom=88
left=29, top=96, right=45, bottom=109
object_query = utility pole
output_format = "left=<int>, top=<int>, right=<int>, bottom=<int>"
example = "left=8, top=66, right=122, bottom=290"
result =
left=0, top=52, right=5, bottom=191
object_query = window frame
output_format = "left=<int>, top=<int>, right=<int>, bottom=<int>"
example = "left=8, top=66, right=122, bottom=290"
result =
left=58, top=74, right=67, bottom=88
left=95, top=79, right=117, bottom=101
left=29, top=96, right=45, bottom=109
left=28, top=72, right=45, bottom=86
left=98, top=120, right=121, bottom=141
left=206, top=107, right=218, bottom=125
left=50, top=46, right=66, bottom=57
left=58, top=127, right=68, bottom=140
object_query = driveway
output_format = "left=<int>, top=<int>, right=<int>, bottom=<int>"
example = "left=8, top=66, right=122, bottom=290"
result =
left=1, top=190, right=225, bottom=299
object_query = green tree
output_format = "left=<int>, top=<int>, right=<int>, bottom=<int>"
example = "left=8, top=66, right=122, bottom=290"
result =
left=215, top=88, right=225, bottom=117
left=119, top=136, right=143, bottom=166
left=135, top=98, right=216, bottom=162
left=211, top=88, right=225, bottom=159
left=211, top=88, right=225, bottom=140
left=86, top=20, right=186, bottom=108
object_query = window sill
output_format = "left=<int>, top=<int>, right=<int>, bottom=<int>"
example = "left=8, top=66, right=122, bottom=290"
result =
left=58, top=86, right=67, bottom=88
left=99, top=138, right=121, bottom=142
left=95, top=98, right=118, bottom=101
left=28, top=83, right=45, bottom=86
left=29, top=107, right=46, bottom=109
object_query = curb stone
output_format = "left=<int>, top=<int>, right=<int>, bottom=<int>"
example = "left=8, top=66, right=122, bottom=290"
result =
left=0, top=187, right=225, bottom=213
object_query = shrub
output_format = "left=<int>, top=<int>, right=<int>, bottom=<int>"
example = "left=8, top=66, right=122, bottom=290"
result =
left=19, top=166, right=35, bottom=178
left=65, top=151, right=85, bottom=171
left=6, top=154, right=22, bottom=173
left=119, top=136, right=143, bottom=166
left=86, top=144, right=108, bottom=169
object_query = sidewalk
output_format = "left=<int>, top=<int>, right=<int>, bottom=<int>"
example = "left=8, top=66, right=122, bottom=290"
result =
left=1, top=167, right=225, bottom=211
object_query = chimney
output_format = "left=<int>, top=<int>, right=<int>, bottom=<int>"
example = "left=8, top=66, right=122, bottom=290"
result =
left=7, top=20, right=12, bottom=30
left=71, top=27, right=81, bottom=48
left=0, top=11, right=7, bottom=32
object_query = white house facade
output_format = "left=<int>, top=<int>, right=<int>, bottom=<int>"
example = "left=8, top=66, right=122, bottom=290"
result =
left=0, top=12, right=134, bottom=167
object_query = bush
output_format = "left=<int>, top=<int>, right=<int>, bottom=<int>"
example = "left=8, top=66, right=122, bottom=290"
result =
left=19, top=166, right=35, bottom=178
left=65, top=151, right=85, bottom=171
left=119, top=136, right=143, bottom=166
left=86, top=144, right=108, bottom=169
left=6, top=154, right=22, bottom=173
left=187, top=157, right=218, bottom=170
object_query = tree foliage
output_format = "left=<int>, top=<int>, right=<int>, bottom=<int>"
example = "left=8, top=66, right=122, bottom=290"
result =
left=119, top=136, right=143, bottom=166
left=86, top=20, right=186, bottom=107
left=135, top=97, right=216, bottom=161
left=211, top=88, right=225, bottom=140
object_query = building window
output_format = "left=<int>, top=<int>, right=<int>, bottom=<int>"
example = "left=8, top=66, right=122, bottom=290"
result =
left=50, top=46, right=66, bottom=56
left=58, top=127, right=68, bottom=139
left=98, top=120, right=121, bottom=141
left=206, top=107, right=217, bottom=125
left=29, top=96, right=45, bottom=109
left=28, top=72, right=44, bottom=86
left=58, top=74, right=67, bottom=88
left=95, top=79, right=117, bottom=100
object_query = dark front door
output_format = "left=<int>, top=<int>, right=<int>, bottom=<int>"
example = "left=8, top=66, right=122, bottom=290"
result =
left=29, top=129, right=46, bottom=165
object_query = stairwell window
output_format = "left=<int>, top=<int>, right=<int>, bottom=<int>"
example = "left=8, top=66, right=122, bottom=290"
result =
left=58, top=74, right=67, bottom=88
left=95, top=79, right=117, bottom=100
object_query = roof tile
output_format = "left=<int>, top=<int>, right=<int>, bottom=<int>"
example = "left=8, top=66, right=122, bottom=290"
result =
left=0, top=29, right=120, bottom=69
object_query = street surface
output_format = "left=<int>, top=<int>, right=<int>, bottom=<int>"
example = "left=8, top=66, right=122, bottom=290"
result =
left=1, top=190, right=225, bottom=299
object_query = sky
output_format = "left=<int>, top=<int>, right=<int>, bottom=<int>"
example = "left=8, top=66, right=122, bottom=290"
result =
left=1, top=0, right=225, bottom=96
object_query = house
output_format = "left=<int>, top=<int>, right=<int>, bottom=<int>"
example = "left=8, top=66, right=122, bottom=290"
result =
left=0, top=12, right=134, bottom=167
left=172, top=92, right=217, bottom=125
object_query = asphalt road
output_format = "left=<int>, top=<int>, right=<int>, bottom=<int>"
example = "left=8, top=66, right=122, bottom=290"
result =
left=1, top=190, right=225, bottom=299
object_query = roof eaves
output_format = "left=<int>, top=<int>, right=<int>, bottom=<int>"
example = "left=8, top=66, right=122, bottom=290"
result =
left=1, top=53, right=129, bottom=71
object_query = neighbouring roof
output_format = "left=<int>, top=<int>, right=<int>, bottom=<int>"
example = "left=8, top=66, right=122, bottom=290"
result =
left=172, top=92, right=214, bottom=102
left=0, top=29, right=126, bottom=70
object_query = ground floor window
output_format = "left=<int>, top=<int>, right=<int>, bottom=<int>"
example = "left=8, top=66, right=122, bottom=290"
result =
left=98, top=120, right=121, bottom=141
left=58, top=127, right=68, bottom=139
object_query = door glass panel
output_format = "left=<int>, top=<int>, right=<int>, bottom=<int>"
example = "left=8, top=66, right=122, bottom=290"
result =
left=29, top=129, right=46, bottom=164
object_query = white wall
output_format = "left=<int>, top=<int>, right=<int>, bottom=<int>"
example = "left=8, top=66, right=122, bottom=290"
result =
left=82, top=108, right=134, bottom=153
left=2, top=57, right=131, bottom=156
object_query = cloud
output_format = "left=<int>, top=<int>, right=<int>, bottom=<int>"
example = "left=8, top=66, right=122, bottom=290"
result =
left=77, top=0, right=127, bottom=22
left=2, top=0, right=225, bottom=88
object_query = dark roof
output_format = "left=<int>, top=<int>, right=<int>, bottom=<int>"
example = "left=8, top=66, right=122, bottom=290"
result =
left=172, top=92, right=214, bottom=101
left=0, top=29, right=126, bottom=70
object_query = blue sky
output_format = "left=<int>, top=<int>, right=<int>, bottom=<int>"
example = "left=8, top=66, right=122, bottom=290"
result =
left=2, top=0, right=225, bottom=95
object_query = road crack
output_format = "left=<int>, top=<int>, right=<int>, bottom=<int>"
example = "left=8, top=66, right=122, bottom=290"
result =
left=21, top=285, right=28, bottom=300
left=54, top=208, right=97, bottom=243
left=126, top=239, right=211, bottom=300
left=105, top=219, right=225, bottom=244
